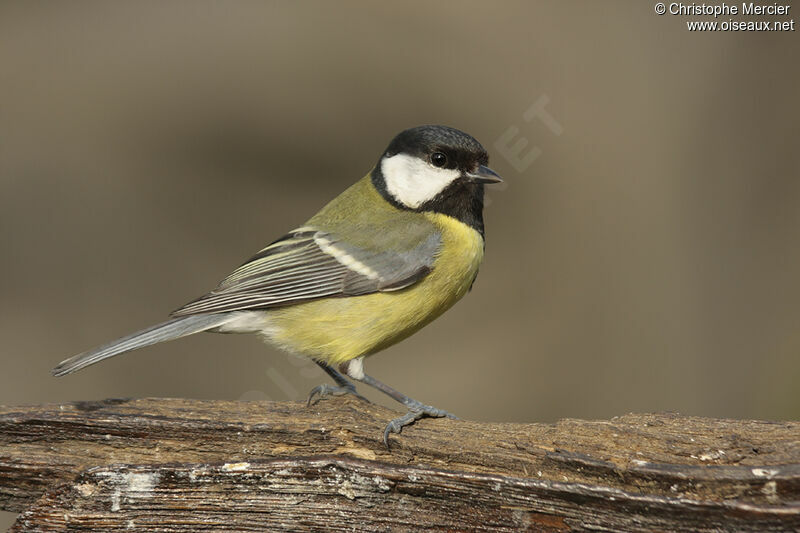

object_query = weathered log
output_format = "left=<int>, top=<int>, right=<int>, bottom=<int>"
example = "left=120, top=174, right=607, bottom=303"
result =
left=1, top=398, right=798, bottom=531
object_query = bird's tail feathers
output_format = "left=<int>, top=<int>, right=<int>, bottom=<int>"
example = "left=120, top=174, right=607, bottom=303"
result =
left=52, top=314, right=232, bottom=377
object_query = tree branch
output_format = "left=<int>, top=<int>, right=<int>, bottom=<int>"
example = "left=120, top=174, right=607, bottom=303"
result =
left=1, top=398, right=798, bottom=531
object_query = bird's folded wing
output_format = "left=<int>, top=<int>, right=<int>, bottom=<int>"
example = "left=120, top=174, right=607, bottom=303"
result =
left=170, top=227, right=441, bottom=316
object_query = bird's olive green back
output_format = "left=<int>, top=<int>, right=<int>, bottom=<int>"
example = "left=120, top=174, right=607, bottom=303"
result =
left=171, top=174, right=443, bottom=316
left=306, top=174, right=439, bottom=253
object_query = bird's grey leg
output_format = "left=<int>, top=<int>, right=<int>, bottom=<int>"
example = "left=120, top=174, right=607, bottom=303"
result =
left=307, top=360, right=369, bottom=406
left=339, top=359, right=457, bottom=447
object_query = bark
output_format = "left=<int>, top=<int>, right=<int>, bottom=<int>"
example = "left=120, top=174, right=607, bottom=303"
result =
left=1, top=397, right=798, bottom=531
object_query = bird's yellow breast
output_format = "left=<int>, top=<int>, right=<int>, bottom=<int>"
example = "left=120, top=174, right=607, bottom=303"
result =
left=263, top=213, right=484, bottom=364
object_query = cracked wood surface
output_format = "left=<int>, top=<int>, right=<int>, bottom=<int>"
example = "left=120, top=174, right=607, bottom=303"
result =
left=1, top=397, right=799, bottom=531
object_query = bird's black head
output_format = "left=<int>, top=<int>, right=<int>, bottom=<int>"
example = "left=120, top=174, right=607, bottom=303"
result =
left=371, top=125, right=502, bottom=236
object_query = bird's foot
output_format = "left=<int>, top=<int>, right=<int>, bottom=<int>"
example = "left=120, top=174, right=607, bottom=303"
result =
left=307, top=382, right=368, bottom=406
left=383, top=400, right=458, bottom=447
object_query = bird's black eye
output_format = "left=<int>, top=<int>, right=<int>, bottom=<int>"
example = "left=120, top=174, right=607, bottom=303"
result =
left=430, top=152, right=447, bottom=168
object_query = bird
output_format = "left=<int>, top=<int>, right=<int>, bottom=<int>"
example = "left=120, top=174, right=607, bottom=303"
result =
left=52, top=124, right=503, bottom=445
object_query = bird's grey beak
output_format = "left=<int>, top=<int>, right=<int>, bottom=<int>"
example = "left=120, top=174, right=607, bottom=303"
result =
left=465, top=165, right=503, bottom=184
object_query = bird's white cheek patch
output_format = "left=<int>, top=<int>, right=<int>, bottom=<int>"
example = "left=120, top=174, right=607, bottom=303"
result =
left=381, top=153, right=460, bottom=209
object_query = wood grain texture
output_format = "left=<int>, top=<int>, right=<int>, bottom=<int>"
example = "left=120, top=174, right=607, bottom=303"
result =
left=1, top=397, right=799, bottom=531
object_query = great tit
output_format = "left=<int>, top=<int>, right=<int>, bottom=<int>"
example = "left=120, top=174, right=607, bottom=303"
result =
left=53, top=125, right=503, bottom=445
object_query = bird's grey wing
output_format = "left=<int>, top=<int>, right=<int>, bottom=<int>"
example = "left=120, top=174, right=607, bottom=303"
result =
left=170, top=227, right=441, bottom=316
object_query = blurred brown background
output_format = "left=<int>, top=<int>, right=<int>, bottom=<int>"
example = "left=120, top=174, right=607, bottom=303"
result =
left=1, top=1, right=799, bottom=525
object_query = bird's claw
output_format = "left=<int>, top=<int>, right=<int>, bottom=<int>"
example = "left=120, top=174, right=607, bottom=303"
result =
left=307, top=383, right=368, bottom=407
left=382, top=404, right=458, bottom=448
